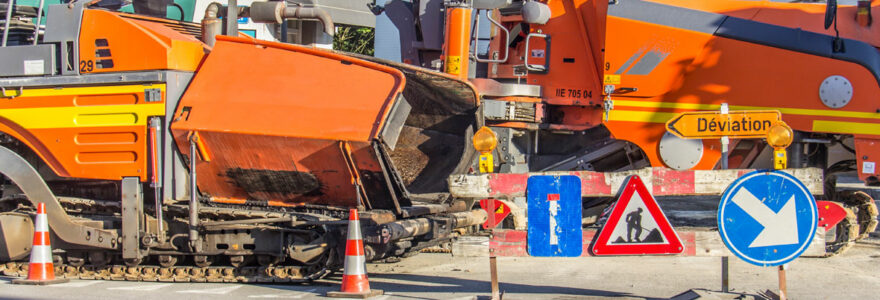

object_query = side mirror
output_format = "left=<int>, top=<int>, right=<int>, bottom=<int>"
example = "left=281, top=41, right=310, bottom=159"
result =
left=825, top=0, right=838, bottom=30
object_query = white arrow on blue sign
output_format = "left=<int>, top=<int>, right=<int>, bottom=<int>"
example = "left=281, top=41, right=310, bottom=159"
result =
left=718, top=170, right=818, bottom=267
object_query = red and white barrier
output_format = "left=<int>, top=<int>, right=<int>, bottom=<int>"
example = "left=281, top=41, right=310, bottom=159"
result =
left=449, top=168, right=823, bottom=199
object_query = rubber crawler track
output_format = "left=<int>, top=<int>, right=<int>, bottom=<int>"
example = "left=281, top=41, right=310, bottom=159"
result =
left=1, top=196, right=338, bottom=282
left=1, top=261, right=330, bottom=283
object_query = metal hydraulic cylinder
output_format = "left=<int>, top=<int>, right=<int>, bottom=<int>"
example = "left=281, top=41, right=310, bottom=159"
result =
left=443, top=6, right=473, bottom=79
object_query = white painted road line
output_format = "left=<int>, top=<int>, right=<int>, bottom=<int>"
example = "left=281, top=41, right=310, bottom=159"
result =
left=446, top=296, right=478, bottom=300
left=107, top=283, right=172, bottom=291
left=176, top=285, right=242, bottom=294
left=52, top=280, right=102, bottom=288
left=247, top=288, right=316, bottom=298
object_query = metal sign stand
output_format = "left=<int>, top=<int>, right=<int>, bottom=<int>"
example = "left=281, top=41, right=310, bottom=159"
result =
left=486, top=200, right=502, bottom=300
left=720, top=103, right=729, bottom=169
left=719, top=104, right=731, bottom=294
left=721, top=256, right=729, bottom=293
left=773, top=132, right=789, bottom=300
left=490, top=248, right=500, bottom=300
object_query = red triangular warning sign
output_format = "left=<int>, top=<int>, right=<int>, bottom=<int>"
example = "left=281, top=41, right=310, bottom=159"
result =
left=591, top=175, right=683, bottom=255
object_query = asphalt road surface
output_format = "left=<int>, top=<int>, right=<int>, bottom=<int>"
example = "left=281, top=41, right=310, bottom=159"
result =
left=1, top=239, right=879, bottom=300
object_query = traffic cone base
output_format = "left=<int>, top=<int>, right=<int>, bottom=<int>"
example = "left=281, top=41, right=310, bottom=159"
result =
left=12, top=277, right=69, bottom=285
left=13, top=203, right=69, bottom=285
left=326, top=289, right=384, bottom=299
left=326, top=209, right=383, bottom=299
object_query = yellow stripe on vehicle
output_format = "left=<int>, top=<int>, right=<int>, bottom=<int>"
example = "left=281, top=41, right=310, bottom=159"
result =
left=611, top=100, right=720, bottom=111
left=612, top=100, right=880, bottom=120
left=607, top=110, right=677, bottom=123
left=812, top=120, right=880, bottom=135
left=0, top=103, right=165, bottom=129
left=13, top=84, right=165, bottom=98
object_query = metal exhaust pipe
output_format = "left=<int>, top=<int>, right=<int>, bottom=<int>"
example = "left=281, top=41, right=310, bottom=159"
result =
left=249, top=1, right=335, bottom=37
left=189, top=134, right=200, bottom=252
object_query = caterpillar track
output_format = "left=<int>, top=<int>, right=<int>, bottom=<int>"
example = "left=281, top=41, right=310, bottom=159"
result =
left=0, top=194, right=337, bottom=282
left=826, top=191, right=879, bottom=256
left=1, top=261, right=328, bottom=283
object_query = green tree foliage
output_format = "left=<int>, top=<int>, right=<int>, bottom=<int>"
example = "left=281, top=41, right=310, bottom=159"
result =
left=333, top=25, right=375, bottom=56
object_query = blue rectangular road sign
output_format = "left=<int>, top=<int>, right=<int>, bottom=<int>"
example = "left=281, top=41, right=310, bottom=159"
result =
left=527, top=175, right=583, bottom=257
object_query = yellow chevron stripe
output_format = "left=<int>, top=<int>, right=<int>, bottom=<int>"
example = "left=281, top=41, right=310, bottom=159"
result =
left=813, top=120, right=880, bottom=135
left=609, top=108, right=880, bottom=136
left=612, top=100, right=880, bottom=120
left=0, top=103, right=165, bottom=129
left=14, top=84, right=165, bottom=98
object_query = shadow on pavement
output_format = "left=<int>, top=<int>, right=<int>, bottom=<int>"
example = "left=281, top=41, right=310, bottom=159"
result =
left=256, top=272, right=654, bottom=299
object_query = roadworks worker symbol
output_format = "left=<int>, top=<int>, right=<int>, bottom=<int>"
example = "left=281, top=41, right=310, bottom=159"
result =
left=610, top=204, right=665, bottom=244
left=591, top=175, right=683, bottom=255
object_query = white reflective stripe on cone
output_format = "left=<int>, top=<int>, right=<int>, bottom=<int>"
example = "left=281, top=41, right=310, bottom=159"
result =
left=34, top=213, right=48, bottom=232
left=347, top=220, right=362, bottom=240
left=343, top=254, right=366, bottom=276
left=30, top=245, right=53, bottom=263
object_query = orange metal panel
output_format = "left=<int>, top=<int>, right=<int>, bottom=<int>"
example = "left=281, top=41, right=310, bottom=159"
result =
left=0, top=86, right=163, bottom=181
left=78, top=10, right=205, bottom=73
left=604, top=18, right=880, bottom=169
left=172, top=36, right=404, bottom=143
left=29, top=126, right=148, bottom=180
left=489, top=0, right=605, bottom=108
left=652, top=0, right=880, bottom=48
left=0, top=118, right=68, bottom=176
left=171, top=37, right=406, bottom=207
left=603, top=16, right=714, bottom=97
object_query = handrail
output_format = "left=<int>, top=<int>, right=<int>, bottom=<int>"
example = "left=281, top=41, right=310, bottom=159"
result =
left=2, top=0, right=14, bottom=46
left=472, top=9, right=509, bottom=64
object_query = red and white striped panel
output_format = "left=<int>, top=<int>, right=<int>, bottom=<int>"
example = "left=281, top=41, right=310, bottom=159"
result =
left=449, top=167, right=823, bottom=199
left=487, top=228, right=826, bottom=257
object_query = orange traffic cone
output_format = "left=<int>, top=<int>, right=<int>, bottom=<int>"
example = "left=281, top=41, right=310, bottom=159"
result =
left=327, top=209, right=383, bottom=298
left=13, top=203, right=69, bottom=285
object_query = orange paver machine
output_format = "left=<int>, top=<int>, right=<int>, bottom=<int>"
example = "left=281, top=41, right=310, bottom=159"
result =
left=0, top=0, right=487, bottom=281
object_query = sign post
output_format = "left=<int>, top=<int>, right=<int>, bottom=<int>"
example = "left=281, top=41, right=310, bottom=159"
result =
left=766, top=122, right=794, bottom=299
left=720, top=103, right=729, bottom=169
left=483, top=199, right=501, bottom=300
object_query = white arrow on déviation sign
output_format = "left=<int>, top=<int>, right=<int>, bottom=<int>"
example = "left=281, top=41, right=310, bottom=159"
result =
left=731, top=189, right=798, bottom=248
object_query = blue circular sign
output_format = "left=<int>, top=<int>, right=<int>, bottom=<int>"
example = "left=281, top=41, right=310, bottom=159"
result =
left=718, top=170, right=817, bottom=267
